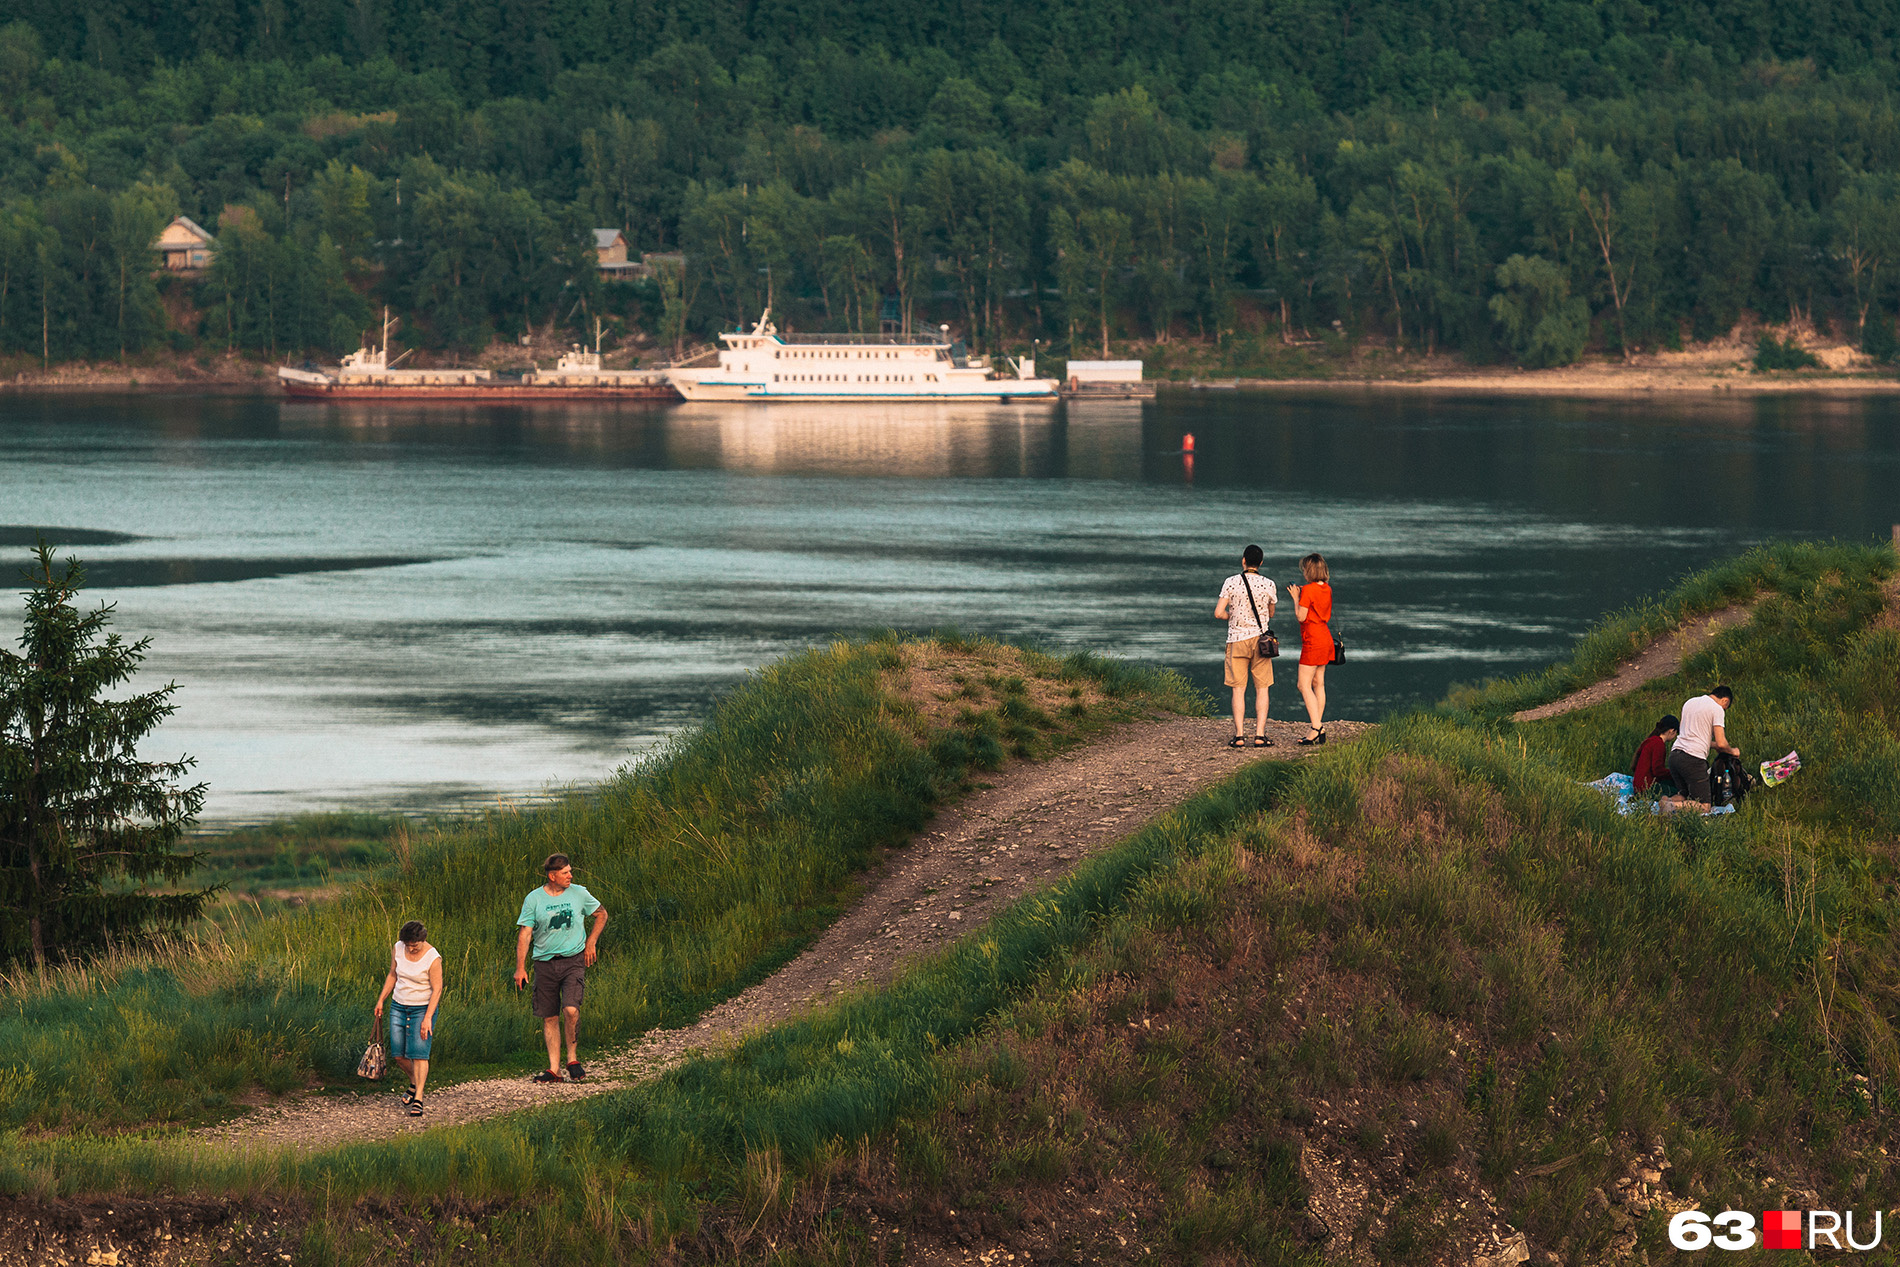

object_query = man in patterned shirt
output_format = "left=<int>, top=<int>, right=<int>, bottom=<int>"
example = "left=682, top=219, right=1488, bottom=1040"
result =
left=1214, top=544, right=1277, bottom=747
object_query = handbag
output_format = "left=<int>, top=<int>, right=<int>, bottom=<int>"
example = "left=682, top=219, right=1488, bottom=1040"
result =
left=1238, top=573, right=1278, bottom=658
left=357, top=1015, right=387, bottom=1081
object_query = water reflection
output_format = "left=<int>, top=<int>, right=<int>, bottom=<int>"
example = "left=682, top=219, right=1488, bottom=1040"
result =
left=4, top=389, right=1897, bottom=819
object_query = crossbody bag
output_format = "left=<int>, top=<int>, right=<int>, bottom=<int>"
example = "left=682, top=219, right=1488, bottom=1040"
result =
left=1238, top=573, right=1278, bottom=659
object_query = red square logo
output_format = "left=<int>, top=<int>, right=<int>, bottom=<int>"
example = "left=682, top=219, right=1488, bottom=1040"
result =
left=1763, top=1210, right=1802, bottom=1249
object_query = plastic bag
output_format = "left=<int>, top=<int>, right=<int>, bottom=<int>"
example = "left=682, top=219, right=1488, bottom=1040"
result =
left=1759, top=750, right=1801, bottom=787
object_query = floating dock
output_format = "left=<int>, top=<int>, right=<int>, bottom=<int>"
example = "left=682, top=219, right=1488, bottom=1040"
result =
left=1061, top=360, right=1156, bottom=398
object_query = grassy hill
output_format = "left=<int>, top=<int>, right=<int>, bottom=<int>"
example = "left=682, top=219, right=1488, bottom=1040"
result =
left=1, top=539, right=1896, bottom=1267
left=0, top=633, right=1198, bottom=1133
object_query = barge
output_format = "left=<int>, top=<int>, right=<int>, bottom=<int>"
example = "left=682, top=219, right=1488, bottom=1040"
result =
left=278, top=318, right=679, bottom=402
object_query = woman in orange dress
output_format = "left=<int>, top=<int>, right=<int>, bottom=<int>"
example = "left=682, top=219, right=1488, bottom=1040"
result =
left=1286, top=553, right=1333, bottom=745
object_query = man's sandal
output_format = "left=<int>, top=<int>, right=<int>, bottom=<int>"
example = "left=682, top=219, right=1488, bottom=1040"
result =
left=407, top=1098, right=423, bottom=1116
left=533, top=1069, right=565, bottom=1083
left=1228, top=735, right=1247, bottom=748
left=1253, top=735, right=1273, bottom=747
left=567, top=1061, right=587, bottom=1081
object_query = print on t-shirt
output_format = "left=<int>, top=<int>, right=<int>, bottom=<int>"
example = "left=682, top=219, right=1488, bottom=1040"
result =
left=519, top=882, right=601, bottom=960
left=1219, top=572, right=1277, bottom=643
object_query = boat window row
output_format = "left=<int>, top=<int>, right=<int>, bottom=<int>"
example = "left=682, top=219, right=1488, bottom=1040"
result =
left=773, top=374, right=929, bottom=383
left=776, top=349, right=906, bottom=360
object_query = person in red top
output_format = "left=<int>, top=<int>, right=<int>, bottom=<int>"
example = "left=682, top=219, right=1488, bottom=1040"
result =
left=1286, top=552, right=1334, bottom=745
left=1631, top=715, right=1679, bottom=793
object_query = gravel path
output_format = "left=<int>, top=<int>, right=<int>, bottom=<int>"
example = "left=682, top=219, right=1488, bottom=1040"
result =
left=201, top=713, right=1369, bottom=1154
left=1510, top=597, right=1760, bottom=722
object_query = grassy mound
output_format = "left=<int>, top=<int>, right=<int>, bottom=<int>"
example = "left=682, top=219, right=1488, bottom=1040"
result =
left=3, top=542, right=1895, bottom=1267
left=826, top=540, right=1897, bottom=1265
left=0, top=633, right=1197, bottom=1132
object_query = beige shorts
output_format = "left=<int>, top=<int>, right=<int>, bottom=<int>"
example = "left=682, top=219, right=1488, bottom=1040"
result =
left=1224, top=636, right=1274, bottom=688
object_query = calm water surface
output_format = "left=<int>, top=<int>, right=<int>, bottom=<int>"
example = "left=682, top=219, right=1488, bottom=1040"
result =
left=4, top=391, right=1896, bottom=819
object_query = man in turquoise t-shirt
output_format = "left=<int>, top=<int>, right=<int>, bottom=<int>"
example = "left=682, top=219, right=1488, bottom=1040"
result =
left=513, top=853, right=609, bottom=1082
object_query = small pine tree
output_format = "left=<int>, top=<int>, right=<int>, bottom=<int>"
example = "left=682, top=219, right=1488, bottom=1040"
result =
left=0, top=543, right=211, bottom=970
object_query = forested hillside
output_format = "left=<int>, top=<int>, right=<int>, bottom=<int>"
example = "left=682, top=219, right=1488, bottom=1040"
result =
left=7, top=0, right=1900, bottom=365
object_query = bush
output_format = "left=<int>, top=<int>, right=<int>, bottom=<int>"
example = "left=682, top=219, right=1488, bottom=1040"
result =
left=1753, top=333, right=1821, bottom=371
left=1862, top=311, right=1899, bottom=363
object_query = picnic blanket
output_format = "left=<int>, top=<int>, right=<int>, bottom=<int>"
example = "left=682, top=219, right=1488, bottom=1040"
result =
left=1583, top=772, right=1735, bottom=816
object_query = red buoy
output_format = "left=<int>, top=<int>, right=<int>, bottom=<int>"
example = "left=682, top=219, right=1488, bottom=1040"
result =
left=1182, top=433, right=1196, bottom=453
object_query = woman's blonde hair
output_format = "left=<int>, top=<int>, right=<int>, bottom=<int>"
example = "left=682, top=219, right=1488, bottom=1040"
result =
left=1299, top=553, right=1329, bottom=582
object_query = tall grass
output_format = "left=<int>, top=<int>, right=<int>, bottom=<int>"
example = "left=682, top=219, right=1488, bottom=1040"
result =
left=0, top=761, right=1303, bottom=1218
left=0, top=633, right=1198, bottom=1131
left=1442, top=538, right=1894, bottom=722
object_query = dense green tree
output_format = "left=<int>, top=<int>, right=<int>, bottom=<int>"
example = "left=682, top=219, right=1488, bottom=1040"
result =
left=581, top=112, right=667, bottom=250
left=310, top=159, right=375, bottom=270
left=104, top=183, right=172, bottom=359
left=1181, top=171, right=1245, bottom=341
left=203, top=209, right=369, bottom=355
left=679, top=181, right=764, bottom=327
left=1248, top=159, right=1319, bottom=339
left=12, top=2, right=1900, bottom=362
left=1830, top=171, right=1900, bottom=339
left=0, top=544, right=210, bottom=971
left=1490, top=253, right=1590, bottom=367
left=397, top=165, right=581, bottom=348
left=917, top=147, right=1029, bottom=346
left=862, top=159, right=929, bottom=332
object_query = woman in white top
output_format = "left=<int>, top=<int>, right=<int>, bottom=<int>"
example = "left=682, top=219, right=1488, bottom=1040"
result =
left=373, top=920, right=443, bottom=1116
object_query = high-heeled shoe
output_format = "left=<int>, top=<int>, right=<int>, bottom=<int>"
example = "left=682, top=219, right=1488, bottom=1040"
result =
left=1297, top=728, right=1326, bottom=746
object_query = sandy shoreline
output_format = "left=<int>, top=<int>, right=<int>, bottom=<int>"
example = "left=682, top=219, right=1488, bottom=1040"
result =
left=1, top=380, right=275, bottom=394
left=1172, top=369, right=1900, bottom=396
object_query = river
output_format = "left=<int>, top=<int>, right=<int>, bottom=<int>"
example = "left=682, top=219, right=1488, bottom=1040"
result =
left=5, top=389, right=1896, bottom=820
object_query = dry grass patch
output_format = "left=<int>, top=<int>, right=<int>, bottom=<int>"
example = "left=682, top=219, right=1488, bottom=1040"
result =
left=878, top=634, right=1199, bottom=766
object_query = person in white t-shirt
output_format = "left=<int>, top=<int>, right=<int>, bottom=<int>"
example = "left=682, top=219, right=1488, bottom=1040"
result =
left=1214, top=544, right=1277, bottom=748
left=1666, top=686, right=1738, bottom=804
left=374, top=919, right=444, bottom=1115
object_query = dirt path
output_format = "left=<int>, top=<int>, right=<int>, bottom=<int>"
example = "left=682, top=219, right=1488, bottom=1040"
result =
left=1510, top=597, right=1760, bottom=723
left=201, top=714, right=1369, bottom=1154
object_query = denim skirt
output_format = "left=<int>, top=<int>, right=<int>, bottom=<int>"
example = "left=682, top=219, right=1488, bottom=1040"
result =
left=388, top=1001, right=435, bottom=1060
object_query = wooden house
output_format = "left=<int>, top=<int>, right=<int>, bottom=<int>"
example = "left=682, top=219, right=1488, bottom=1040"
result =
left=154, top=216, right=216, bottom=272
left=594, top=228, right=643, bottom=280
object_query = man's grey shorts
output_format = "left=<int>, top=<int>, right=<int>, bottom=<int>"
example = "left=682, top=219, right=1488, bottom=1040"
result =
left=532, top=953, right=585, bottom=1018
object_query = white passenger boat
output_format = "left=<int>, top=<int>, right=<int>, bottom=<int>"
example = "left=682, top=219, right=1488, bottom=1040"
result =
left=664, top=311, right=1058, bottom=402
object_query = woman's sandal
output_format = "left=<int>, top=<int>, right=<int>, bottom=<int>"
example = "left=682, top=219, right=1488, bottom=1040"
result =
left=1297, top=729, right=1327, bottom=746
left=1228, top=735, right=1247, bottom=748
left=407, top=1098, right=423, bottom=1117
